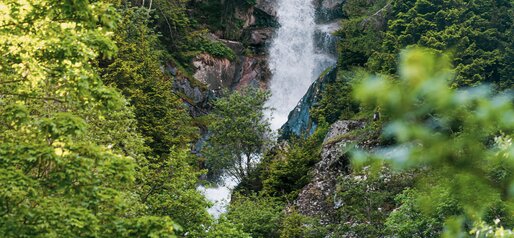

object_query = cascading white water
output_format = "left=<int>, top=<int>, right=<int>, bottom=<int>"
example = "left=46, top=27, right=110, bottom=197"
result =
left=201, top=0, right=339, bottom=219
left=197, top=176, right=237, bottom=218
left=267, top=0, right=336, bottom=130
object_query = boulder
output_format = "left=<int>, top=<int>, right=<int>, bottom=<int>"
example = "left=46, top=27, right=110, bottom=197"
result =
left=192, top=54, right=238, bottom=90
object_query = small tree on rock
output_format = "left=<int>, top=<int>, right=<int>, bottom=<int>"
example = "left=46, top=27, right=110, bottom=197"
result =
left=203, top=88, right=273, bottom=183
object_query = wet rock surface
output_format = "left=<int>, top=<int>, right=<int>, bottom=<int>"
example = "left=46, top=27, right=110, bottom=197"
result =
left=280, top=66, right=337, bottom=140
left=191, top=53, right=271, bottom=92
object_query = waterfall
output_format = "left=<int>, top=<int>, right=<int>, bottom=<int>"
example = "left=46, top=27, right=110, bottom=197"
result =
left=267, top=0, right=336, bottom=130
left=200, top=0, right=339, bottom=219
left=197, top=176, right=238, bottom=218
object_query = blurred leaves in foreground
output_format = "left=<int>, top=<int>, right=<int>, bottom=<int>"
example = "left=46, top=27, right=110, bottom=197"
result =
left=353, top=48, right=514, bottom=236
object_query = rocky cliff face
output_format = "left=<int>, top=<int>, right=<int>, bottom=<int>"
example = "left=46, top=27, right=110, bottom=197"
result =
left=172, top=0, right=277, bottom=109
left=193, top=54, right=238, bottom=90
left=314, top=0, right=345, bottom=23
left=191, top=41, right=271, bottom=92
left=293, top=120, right=366, bottom=224
left=171, top=0, right=278, bottom=155
left=172, top=75, right=213, bottom=118
left=280, top=66, right=337, bottom=139
left=190, top=0, right=276, bottom=94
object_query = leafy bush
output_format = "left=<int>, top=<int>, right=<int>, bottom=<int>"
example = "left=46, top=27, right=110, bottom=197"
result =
left=226, top=193, right=284, bottom=238
left=331, top=167, right=415, bottom=237
left=353, top=48, right=514, bottom=235
left=279, top=210, right=326, bottom=238
left=385, top=187, right=462, bottom=237
left=202, top=217, right=251, bottom=238
left=261, top=137, right=321, bottom=200
left=201, top=40, right=236, bottom=60
left=311, top=70, right=361, bottom=125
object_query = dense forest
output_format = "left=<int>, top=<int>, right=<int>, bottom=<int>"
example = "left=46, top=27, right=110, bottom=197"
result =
left=0, top=0, right=513, bottom=237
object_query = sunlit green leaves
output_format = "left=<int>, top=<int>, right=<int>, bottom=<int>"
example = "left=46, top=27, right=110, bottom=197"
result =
left=0, top=1, right=179, bottom=236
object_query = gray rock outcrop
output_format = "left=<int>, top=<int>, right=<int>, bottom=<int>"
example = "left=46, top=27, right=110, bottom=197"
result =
left=314, top=0, right=345, bottom=22
left=255, top=0, right=277, bottom=18
left=193, top=54, right=237, bottom=90
left=294, top=120, right=365, bottom=223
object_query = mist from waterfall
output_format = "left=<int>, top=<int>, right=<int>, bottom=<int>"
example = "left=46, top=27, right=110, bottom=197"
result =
left=267, top=0, right=336, bottom=130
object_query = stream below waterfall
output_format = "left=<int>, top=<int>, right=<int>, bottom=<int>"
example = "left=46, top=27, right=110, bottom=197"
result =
left=199, top=0, right=338, bottom=218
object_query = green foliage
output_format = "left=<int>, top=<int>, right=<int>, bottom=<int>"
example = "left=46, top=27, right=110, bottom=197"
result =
left=173, top=30, right=237, bottom=68
left=336, top=0, right=388, bottom=69
left=226, top=193, right=284, bottom=238
left=330, top=167, right=415, bottom=237
left=101, top=7, right=213, bottom=235
left=367, top=0, right=514, bottom=87
left=385, top=173, right=514, bottom=237
left=102, top=6, right=198, bottom=157
left=203, top=217, right=252, bottom=238
left=146, top=0, right=238, bottom=67
left=224, top=191, right=327, bottom=238
left=197, top=39, right=236, bottom=60
left=203, top=88, right=273, bottom=183
left=337, top=0, right=513, bottom=88
left=385, top=187, right=462, bottom=237
left=149, top=0, right=191, bottom=43
left=261, top=137, right=321, bottom=200
left=353, top=48, right=514, bottom=234
left=235, top=117, right=330, bottom=200
left=190, top=0, right=251, bottom=40
left=0, top=0, right=178, bottom=236
left=139, top=149, right=213, bottom=236
left=311, top=70, right=361, bottom=124
left=470, top=220, right=514, bottom=238
left=279, top=210, right=326, bottom=238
